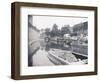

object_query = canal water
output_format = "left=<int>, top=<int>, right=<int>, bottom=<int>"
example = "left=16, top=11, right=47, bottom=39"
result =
left=29, top=39, right=80, bottom=66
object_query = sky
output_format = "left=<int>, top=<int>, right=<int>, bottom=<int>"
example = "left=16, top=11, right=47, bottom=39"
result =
left=32, top=15, right=88, bottom=30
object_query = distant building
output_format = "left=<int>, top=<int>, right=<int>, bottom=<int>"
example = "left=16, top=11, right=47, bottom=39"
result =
left=73, top=22, right=88, bottom=35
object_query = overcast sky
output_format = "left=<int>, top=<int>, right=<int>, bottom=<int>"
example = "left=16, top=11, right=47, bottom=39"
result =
left=32, top=15, right=88, bottom=30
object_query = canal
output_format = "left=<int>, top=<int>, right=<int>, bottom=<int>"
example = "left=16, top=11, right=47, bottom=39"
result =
left=29, top=38, right=82, bottom=66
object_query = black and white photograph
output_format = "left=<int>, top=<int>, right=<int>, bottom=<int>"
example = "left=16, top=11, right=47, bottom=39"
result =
left=11, top=2, right=97, bottom=79
left=28, top=15, right=88, bottom=66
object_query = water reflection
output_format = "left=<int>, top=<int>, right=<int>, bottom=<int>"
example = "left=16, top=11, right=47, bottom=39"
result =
left=28, top=38, right=88, bottom=66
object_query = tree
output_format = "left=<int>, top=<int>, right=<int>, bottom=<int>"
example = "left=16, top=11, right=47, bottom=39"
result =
left=51, top=24, right=59, bottom=37
left=45, top=28, right=50, bottom=36
left=61, top=25, right=71, bottom=36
